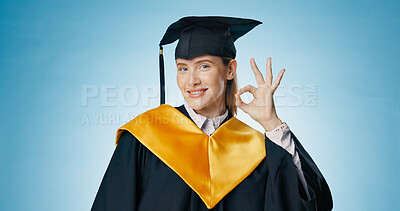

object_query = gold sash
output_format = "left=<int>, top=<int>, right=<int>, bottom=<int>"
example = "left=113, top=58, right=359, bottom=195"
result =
left=116, top=104, right=266, bottom=209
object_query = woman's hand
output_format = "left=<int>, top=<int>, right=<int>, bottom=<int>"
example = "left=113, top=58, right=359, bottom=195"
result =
left=235, top=57, right=285, bottom=131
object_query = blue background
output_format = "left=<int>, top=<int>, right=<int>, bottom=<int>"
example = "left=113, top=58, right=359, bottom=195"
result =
left=1, top=0, right=399, bottom=210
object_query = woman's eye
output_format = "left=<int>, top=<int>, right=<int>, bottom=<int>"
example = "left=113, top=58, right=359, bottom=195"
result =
left=179, top=67, right=188, bottom=72
left=200, top=65, right=209, bottom=69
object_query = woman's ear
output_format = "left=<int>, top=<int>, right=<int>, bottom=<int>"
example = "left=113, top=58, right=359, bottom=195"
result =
left=226, top=59, right=237, bottom=80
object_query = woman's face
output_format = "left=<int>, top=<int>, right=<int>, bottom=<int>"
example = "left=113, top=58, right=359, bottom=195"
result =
left=176, top=55, right=236, bottom=117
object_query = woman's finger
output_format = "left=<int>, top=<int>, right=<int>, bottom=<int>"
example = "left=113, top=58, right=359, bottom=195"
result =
left=235, top=93, right=249, bottom=113
left=250, top=58, right=265, bottom=85
left=272, top=68, right=286, bottom=90
left=266, top=57, right=273, bottom=85
left=237, top=85, right=257, bottom=96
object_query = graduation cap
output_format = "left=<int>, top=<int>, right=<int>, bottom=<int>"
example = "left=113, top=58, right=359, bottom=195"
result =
left=158, top=16, right=262, bottom=105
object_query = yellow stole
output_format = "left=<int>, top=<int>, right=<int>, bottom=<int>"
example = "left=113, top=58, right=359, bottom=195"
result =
left=116, top=104, right=266, bottom=209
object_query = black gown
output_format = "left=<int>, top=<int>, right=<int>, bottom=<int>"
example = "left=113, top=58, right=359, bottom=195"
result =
left=91, top=104, right=333, bottom=211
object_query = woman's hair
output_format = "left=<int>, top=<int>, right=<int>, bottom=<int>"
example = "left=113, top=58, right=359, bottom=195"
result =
left=221, top=57, right=238, bottom=116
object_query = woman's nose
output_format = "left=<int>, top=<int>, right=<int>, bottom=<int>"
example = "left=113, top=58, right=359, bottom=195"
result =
left=188, top=72, right=201, bottom=86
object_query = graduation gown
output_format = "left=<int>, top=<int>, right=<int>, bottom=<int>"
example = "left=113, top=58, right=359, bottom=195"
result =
left=91, top=104, right=333, bottom=211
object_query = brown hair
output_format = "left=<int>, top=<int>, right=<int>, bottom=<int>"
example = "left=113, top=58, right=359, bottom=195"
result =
left=221, top=57, right=238, bottom=116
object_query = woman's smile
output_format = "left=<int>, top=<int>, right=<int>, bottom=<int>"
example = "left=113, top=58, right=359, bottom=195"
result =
left=187, top=88, right=208, bottom=98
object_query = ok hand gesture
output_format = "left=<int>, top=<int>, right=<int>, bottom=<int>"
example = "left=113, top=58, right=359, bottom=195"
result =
left=235, top=57, right=285, bottom=131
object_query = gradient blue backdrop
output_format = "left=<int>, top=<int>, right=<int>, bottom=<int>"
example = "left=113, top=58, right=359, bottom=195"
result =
left=1, top=0, right=399, bottom=210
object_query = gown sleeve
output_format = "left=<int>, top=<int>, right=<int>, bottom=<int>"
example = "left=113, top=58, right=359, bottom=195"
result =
left=91, top=131, right=142, bottom=211
left=264, top=122, right=312, bottom=200
left=264, top=131, right=333, bottom=211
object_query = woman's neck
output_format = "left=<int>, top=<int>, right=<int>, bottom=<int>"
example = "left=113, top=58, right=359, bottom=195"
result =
left=192, top=99, right=227, bottom=118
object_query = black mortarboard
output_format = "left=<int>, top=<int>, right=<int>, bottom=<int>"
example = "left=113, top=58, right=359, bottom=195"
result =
left=158, top=16, right=262, bottom=104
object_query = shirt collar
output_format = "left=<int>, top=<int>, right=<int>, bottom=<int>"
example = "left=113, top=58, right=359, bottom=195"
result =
left=183, top=101, right=229, bottom=130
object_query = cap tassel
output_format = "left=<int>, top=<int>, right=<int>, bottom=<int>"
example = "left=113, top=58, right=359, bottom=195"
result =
left=159, top=45, right=165, bottom=105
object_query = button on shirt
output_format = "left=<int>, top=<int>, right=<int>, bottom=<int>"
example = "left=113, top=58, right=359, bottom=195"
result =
left=183, top=101, right=311, bottom=200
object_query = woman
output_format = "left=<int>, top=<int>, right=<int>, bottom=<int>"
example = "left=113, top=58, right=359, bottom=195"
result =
left=91, top=16, right=333, bottom=211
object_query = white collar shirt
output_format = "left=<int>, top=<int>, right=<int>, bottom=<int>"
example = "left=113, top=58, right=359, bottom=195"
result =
left=183, top=101, right=229, bottom=136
